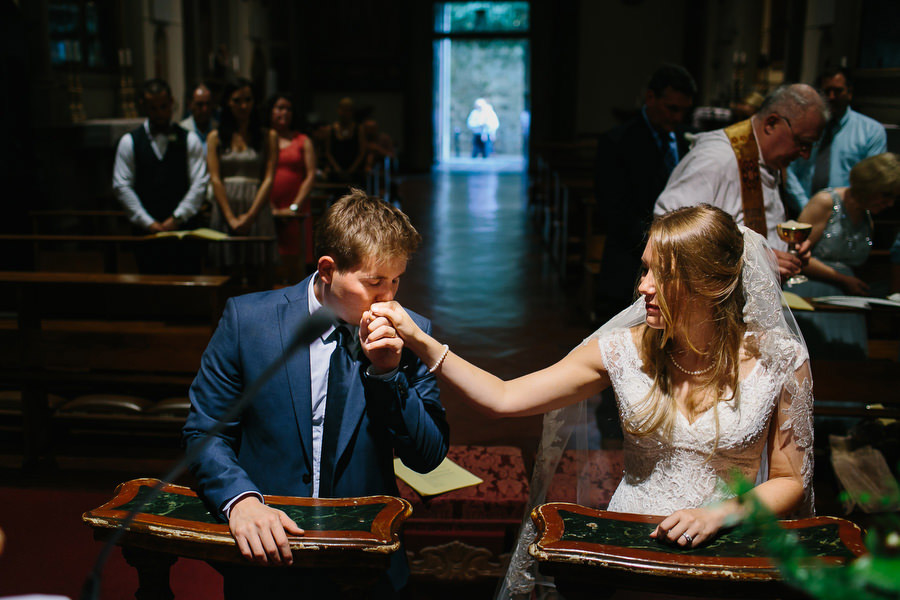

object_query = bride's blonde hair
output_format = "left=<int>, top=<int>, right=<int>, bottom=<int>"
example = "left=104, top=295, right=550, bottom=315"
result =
left=629, top=205, right=746, bottom=442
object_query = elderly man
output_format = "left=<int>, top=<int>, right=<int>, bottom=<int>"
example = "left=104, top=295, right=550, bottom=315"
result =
left=180, top=82, right=217, bottom=148
left=654, top=84, right=828, bottom=278
left=785, top=68, right=887, bottom=212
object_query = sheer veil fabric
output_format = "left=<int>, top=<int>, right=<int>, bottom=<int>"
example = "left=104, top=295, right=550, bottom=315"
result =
left=496, top=227, right=814, bottom=599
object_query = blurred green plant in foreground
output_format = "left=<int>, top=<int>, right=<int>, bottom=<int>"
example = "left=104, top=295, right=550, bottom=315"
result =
left=732, top=477, right=900, bottom=599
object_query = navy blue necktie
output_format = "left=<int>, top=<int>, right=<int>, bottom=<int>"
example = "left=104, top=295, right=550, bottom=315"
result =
left=661, top=136, right=677, bottom=175
left=318, top=325, right=355, bottom=497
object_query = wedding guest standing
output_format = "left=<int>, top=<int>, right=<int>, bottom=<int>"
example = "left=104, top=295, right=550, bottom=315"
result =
left=207, top=78, right=279, bottom=278
left=324, top=97, right=366, bottom=184
left=180, top=82, right=217, bottom=149
left=267, top=92, right=316, bottom=280
left=786, top=68, right=887, bottom=212
left=113, top=78, right=208, bottom=273
left=594, top=64, right=696, bottom=322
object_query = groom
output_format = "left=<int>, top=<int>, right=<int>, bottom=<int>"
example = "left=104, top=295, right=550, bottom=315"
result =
left=183, top=189, right=450, bottom=597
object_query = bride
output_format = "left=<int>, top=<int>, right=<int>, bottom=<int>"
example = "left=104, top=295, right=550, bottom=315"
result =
left=369, top=204, right=813, bottom=593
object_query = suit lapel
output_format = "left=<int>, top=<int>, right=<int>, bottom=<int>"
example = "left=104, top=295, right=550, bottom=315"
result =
left=277, top=277, right=315, bottom=472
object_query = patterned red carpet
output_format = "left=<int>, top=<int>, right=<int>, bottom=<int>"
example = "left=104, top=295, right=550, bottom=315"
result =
left=0, top=486, right=221, bottom=599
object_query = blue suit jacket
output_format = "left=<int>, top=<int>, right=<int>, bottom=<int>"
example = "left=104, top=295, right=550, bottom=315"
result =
left=183, top=275, right=449, bottom=590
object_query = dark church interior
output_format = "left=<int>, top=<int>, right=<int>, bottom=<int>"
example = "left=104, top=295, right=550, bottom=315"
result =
left=1, top=0, right=899, bottom=598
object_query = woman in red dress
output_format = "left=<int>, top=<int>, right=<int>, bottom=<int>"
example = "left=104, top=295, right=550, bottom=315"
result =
left=267, top=93, right=316, bottom=281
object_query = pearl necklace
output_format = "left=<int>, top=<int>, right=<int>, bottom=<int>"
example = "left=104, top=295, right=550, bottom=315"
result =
left=667, top=351, right=715, bottom=376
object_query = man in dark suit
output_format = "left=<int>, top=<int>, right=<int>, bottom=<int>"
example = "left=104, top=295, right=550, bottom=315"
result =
left=183, top=190, right=450, bottom=597
left=594, top=64, right=696, bottom=322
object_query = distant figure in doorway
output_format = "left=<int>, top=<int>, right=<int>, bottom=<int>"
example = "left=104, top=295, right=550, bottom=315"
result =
left=467, top=98, right=499, bottom=158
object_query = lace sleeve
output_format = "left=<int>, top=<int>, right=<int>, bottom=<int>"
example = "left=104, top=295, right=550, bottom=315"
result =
left=769, top=357, right=815, bottom=517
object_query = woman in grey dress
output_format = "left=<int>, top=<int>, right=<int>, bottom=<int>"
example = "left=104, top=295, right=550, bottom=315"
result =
left=791, top=153, right=900, bottom=359
left=207, top=78, right=279, bottom=271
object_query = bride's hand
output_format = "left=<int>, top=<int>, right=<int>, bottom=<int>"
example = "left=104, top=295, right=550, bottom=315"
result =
left=368, top=301, right=425, bottom=346
left=650, top=506, right=727, bottom=548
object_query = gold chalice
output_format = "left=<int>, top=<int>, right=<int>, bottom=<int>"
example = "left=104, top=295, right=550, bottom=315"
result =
left=776, top=221, right=812, bottom=286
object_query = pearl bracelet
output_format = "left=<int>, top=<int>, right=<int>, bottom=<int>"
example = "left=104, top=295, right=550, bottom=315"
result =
left=428, top=344, right=450, bottom=374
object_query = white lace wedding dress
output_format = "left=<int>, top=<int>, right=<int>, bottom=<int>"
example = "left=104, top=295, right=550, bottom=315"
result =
left=599, top=326, right=814, bottom=517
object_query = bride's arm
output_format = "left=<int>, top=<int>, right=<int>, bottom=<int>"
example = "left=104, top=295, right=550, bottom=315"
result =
left=367, top=301, right=611, bottom=417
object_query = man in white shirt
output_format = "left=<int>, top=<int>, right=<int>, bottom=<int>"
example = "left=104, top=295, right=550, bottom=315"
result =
left=112, top=79, right=208, bottom=272
left=113, top=79, right=208, bottom=234
left=467, top=98, right=499, bottom=158
left=655, top=84, right=827, bottom=278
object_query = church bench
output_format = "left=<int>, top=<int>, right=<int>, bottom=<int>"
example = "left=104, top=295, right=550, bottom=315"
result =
left=0, top=234, right=276, bottom=277
left=811, top=359, right=900, bottom=419
left=0, top=271, right=228, bottom=467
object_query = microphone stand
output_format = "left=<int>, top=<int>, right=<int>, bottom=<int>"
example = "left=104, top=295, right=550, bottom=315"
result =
left=80, top=306, right=336, bottom=600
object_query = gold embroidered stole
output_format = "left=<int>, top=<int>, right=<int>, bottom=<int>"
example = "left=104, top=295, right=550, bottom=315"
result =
left=724, top=119, right=767, bottom=236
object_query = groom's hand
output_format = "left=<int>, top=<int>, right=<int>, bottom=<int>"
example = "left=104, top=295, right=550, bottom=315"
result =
left=369, top=301, right=423, bottom=345
left=229, top=496, right=304, bottom=565
left=360, top=313, right=403, bottom=374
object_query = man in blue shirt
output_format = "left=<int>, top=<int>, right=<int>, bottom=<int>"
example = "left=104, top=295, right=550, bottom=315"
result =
left=786, top=67, right=887, bottom=212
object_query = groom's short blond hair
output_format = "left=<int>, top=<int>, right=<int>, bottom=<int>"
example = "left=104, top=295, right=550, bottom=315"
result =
left=314, top=189, right=421, bottom=271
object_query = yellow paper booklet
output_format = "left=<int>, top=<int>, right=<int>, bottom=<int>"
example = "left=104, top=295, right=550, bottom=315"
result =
left=148, top=227, right=229, bottom=241
left=782, top=291, right=814, bottom=311
left=393, top=456, right=483, bottom=496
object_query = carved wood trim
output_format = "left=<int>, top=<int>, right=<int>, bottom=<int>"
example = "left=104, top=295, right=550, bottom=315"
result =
left=407, top=539, right=510, bottom=582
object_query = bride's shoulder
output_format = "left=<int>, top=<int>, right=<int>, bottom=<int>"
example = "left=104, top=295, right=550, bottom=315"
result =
left=744, top=328, right=809, bottom=369
left=594, top=324, right=642, bottom=343
left=594, top=324, right=646, bottom=357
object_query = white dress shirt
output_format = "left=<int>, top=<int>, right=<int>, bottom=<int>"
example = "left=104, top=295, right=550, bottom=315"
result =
left=307, top=276, right=338, bottom=499
left=112, top=119, right=209, bottom=230
left=654, top=127, right=788, bottom=251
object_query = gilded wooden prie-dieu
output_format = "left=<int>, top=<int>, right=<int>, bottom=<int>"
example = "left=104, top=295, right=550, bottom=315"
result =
left=83, top=478, right=412, bottom=599
left=529, top=502, right=867, bottom=599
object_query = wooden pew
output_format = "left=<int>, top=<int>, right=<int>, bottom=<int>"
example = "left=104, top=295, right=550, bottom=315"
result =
left=0, top=271, right=230, bottom=468
left=530, top=140, right=597, bottom=284
left=0, top=233, right=275, bottom=278
left=811, top=359, right=900, bottom=419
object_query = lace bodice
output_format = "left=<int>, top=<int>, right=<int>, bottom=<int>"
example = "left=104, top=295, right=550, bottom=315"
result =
left=813, top=189, right=872, bottom=268
left=598, top=327, right=812, bottom=516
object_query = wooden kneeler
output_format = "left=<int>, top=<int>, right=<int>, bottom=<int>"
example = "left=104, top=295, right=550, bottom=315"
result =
left=83, top=478, right=411, bottom=599
left=529, top=502, right=866, bottom=599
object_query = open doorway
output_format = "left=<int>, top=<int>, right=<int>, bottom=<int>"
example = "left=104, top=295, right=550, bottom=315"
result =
left=433, top=2, right=530, bottom=172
